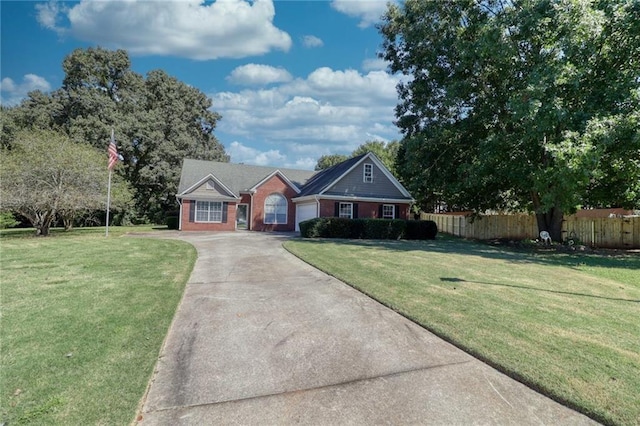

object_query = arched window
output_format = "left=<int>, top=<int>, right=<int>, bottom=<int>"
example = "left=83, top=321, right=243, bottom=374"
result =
left=264, top=193, right=287, bottom=224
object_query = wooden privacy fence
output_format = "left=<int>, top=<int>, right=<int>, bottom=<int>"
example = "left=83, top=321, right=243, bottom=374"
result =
left=421, top=213, right=640, bottom=249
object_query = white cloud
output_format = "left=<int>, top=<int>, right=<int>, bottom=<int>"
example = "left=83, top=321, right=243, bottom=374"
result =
left=362, top=57, right=388, bottom=72
left=227, top=64, right=293, bottom=86
left=37, top=0, right=291, bottom=60
left=35, top=1, right=67, bottom=32
left=330, top=0, right=392, bottom=28
left=227, top=141, right=320, bottom=169
left=0, top=74, right=52, bottom=106
left=228, top=141, right=286, bottom=166
left=211, top=66, right=404, bottom=163
left=301, top=35, right=323, bottom=48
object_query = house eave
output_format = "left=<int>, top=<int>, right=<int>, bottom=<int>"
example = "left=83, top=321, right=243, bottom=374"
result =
left=176, top=194, right=240, bottom=202
left=293, top=194, right=414, bottom=204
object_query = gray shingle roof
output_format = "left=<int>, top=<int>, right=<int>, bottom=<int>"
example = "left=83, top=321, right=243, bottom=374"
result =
left=296, top=153, right=368, bottom=197
left=178, top=159, right=317, bottom=197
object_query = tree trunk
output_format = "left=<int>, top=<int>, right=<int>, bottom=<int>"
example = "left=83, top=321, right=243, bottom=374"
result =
left=33, top=211, right=55, bottom=237
left=534, top=207, right=564, bottom=242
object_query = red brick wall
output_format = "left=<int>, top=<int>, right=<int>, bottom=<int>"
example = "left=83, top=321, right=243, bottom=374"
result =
left=180, top=200, right=237, bottom=231
left=252, top=175, right=298, bottom=232
left=318, top=200, right=410, bottom=219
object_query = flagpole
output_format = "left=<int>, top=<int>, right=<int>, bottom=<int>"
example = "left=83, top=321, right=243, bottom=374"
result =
left=106, top=169, right=112, bottom=237
left=106, top=128, right=116, bottom=237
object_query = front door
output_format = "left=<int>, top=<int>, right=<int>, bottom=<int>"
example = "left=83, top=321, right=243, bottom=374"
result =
left=236, top=204, right=248, bottom=229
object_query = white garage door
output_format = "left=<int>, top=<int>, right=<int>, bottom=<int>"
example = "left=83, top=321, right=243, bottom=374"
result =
left=295, top=202, right=318, bottom=231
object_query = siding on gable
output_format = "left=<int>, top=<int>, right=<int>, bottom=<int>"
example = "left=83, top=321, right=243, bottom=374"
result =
left=323, top=162, right=407, bottom=199
left=189, top=179, right=233, bottom=198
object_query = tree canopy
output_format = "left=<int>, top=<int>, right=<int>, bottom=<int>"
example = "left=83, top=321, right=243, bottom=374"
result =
left=3, top=47, right=228, bottom=223
left=0, top=130, right=131, bottom=236
left=380, top=0, right=640, bottom=240
left=315, top=140, right=400, bottom=175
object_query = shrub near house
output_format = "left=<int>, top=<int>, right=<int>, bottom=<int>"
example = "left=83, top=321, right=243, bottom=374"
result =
left=299, top=218, right=438, bottom=240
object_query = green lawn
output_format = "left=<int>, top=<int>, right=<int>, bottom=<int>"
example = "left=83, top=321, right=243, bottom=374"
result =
left=284, top=236, right=640, bottom=426
left=1, top=228, right=196, bottom=425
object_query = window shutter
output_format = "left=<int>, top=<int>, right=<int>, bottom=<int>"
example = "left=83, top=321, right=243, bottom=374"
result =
left=189, top=200, right=195, bottom=222
left=395, top=205, right=400, bottom=219
left=353, top=203, right=359, bottom=219
left=334, top=202, right=339, bottom=217
left=222, top=202, right=228, bottom=223
left=378, top=205, right=383, bottom=218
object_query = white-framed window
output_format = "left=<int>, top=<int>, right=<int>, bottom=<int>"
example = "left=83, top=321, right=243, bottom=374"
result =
left=339, top=202, right=353, bottom=219
left=382, top=204, right=395, bottom=219
left=195, top=201, right=223, bottom=222
left=265, top=193, right=287, bottom=224
left=363, top=163, right=373, bottom=183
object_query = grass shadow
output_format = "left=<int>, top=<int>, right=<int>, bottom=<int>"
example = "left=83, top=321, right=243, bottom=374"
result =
left=439, top=277, right=640, bottom=303
left=291, top=234, right=640, bottom=272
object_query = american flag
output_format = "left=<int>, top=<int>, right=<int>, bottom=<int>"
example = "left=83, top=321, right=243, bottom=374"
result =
left=108, top=129, right=118, bottom=171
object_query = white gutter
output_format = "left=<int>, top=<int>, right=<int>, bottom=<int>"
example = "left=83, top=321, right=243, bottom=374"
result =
left=177, top=198, right=183, bottom=231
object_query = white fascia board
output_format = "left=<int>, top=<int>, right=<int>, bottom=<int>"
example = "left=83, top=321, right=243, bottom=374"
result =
left=176, top=173, right=239, bottom=200
left=250, top=170, right=301, bottom=193
left=299, top=194, right=413, bottom=204
left=291, top=195, right=319, bottom=203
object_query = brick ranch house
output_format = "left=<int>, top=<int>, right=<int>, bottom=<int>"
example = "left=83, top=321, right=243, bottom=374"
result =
left=176, top=152, right=414, bottom=232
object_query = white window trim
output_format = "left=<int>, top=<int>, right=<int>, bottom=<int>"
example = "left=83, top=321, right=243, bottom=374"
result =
left=382, top=204, right=395, bottom=219
left=363, top=163, right=373, bottom=183
left=339, top=202, right=353, bottom=219
left=264, top=193, right=288, bottom=225
left=195, top=200, right=223, bottom=223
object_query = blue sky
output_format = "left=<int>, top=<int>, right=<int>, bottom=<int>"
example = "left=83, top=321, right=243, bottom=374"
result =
left=1, top=0, right=405, bottom=170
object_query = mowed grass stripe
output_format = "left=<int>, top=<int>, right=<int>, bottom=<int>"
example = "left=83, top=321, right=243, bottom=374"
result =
left=283, top=237, right=640, bottom=426
left=1, top=233, right=196, bottom=425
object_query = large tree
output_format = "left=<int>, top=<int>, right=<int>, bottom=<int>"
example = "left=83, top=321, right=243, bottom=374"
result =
left=380, top=0, right=640, bottom=241
left=4, top=47, right=228, bottom=222
left=0, top=130, right=131, bottom=236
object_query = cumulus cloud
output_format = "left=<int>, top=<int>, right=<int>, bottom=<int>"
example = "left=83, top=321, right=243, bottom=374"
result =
left=228, top=141, right=286, bottom=166
left=36, top=0, right=291, bottom=60
left=211, top=66, right=403, bottom=166
left=330, top=0, right=393, bottom=28
left=301, top=35, right=323, bottom=48
left=0, top=74, right=52, bottom=106
left=362, top=57, right=388, bottom=72
left=227, top=64, right=293, bottom=86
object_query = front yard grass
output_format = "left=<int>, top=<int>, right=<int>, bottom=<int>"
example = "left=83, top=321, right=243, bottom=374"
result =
left=1, top=229, right=196, bottom=424
left=284, top=236, right=640, bottom=426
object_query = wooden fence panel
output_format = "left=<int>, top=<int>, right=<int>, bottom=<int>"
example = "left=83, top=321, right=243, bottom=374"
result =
left=421, top=213, right=640, bottom=249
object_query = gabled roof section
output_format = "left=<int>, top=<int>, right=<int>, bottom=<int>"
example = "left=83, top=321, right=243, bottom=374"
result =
left=297, top=154, right=367, bottom=197
left=297, top=152, right=412, bottom=199
left=250, top=170, right=303, bottom=193
left=177, top=159, right=317, bottom=198
left=179, top=173, right=238, bottom=199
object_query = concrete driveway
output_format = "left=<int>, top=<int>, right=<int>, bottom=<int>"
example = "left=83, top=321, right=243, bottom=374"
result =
left=138, top=232, right=595, bottom=425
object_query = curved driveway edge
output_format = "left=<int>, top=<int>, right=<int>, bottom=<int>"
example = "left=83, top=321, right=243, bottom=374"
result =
left=137, top=232, right=596, bottom=425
